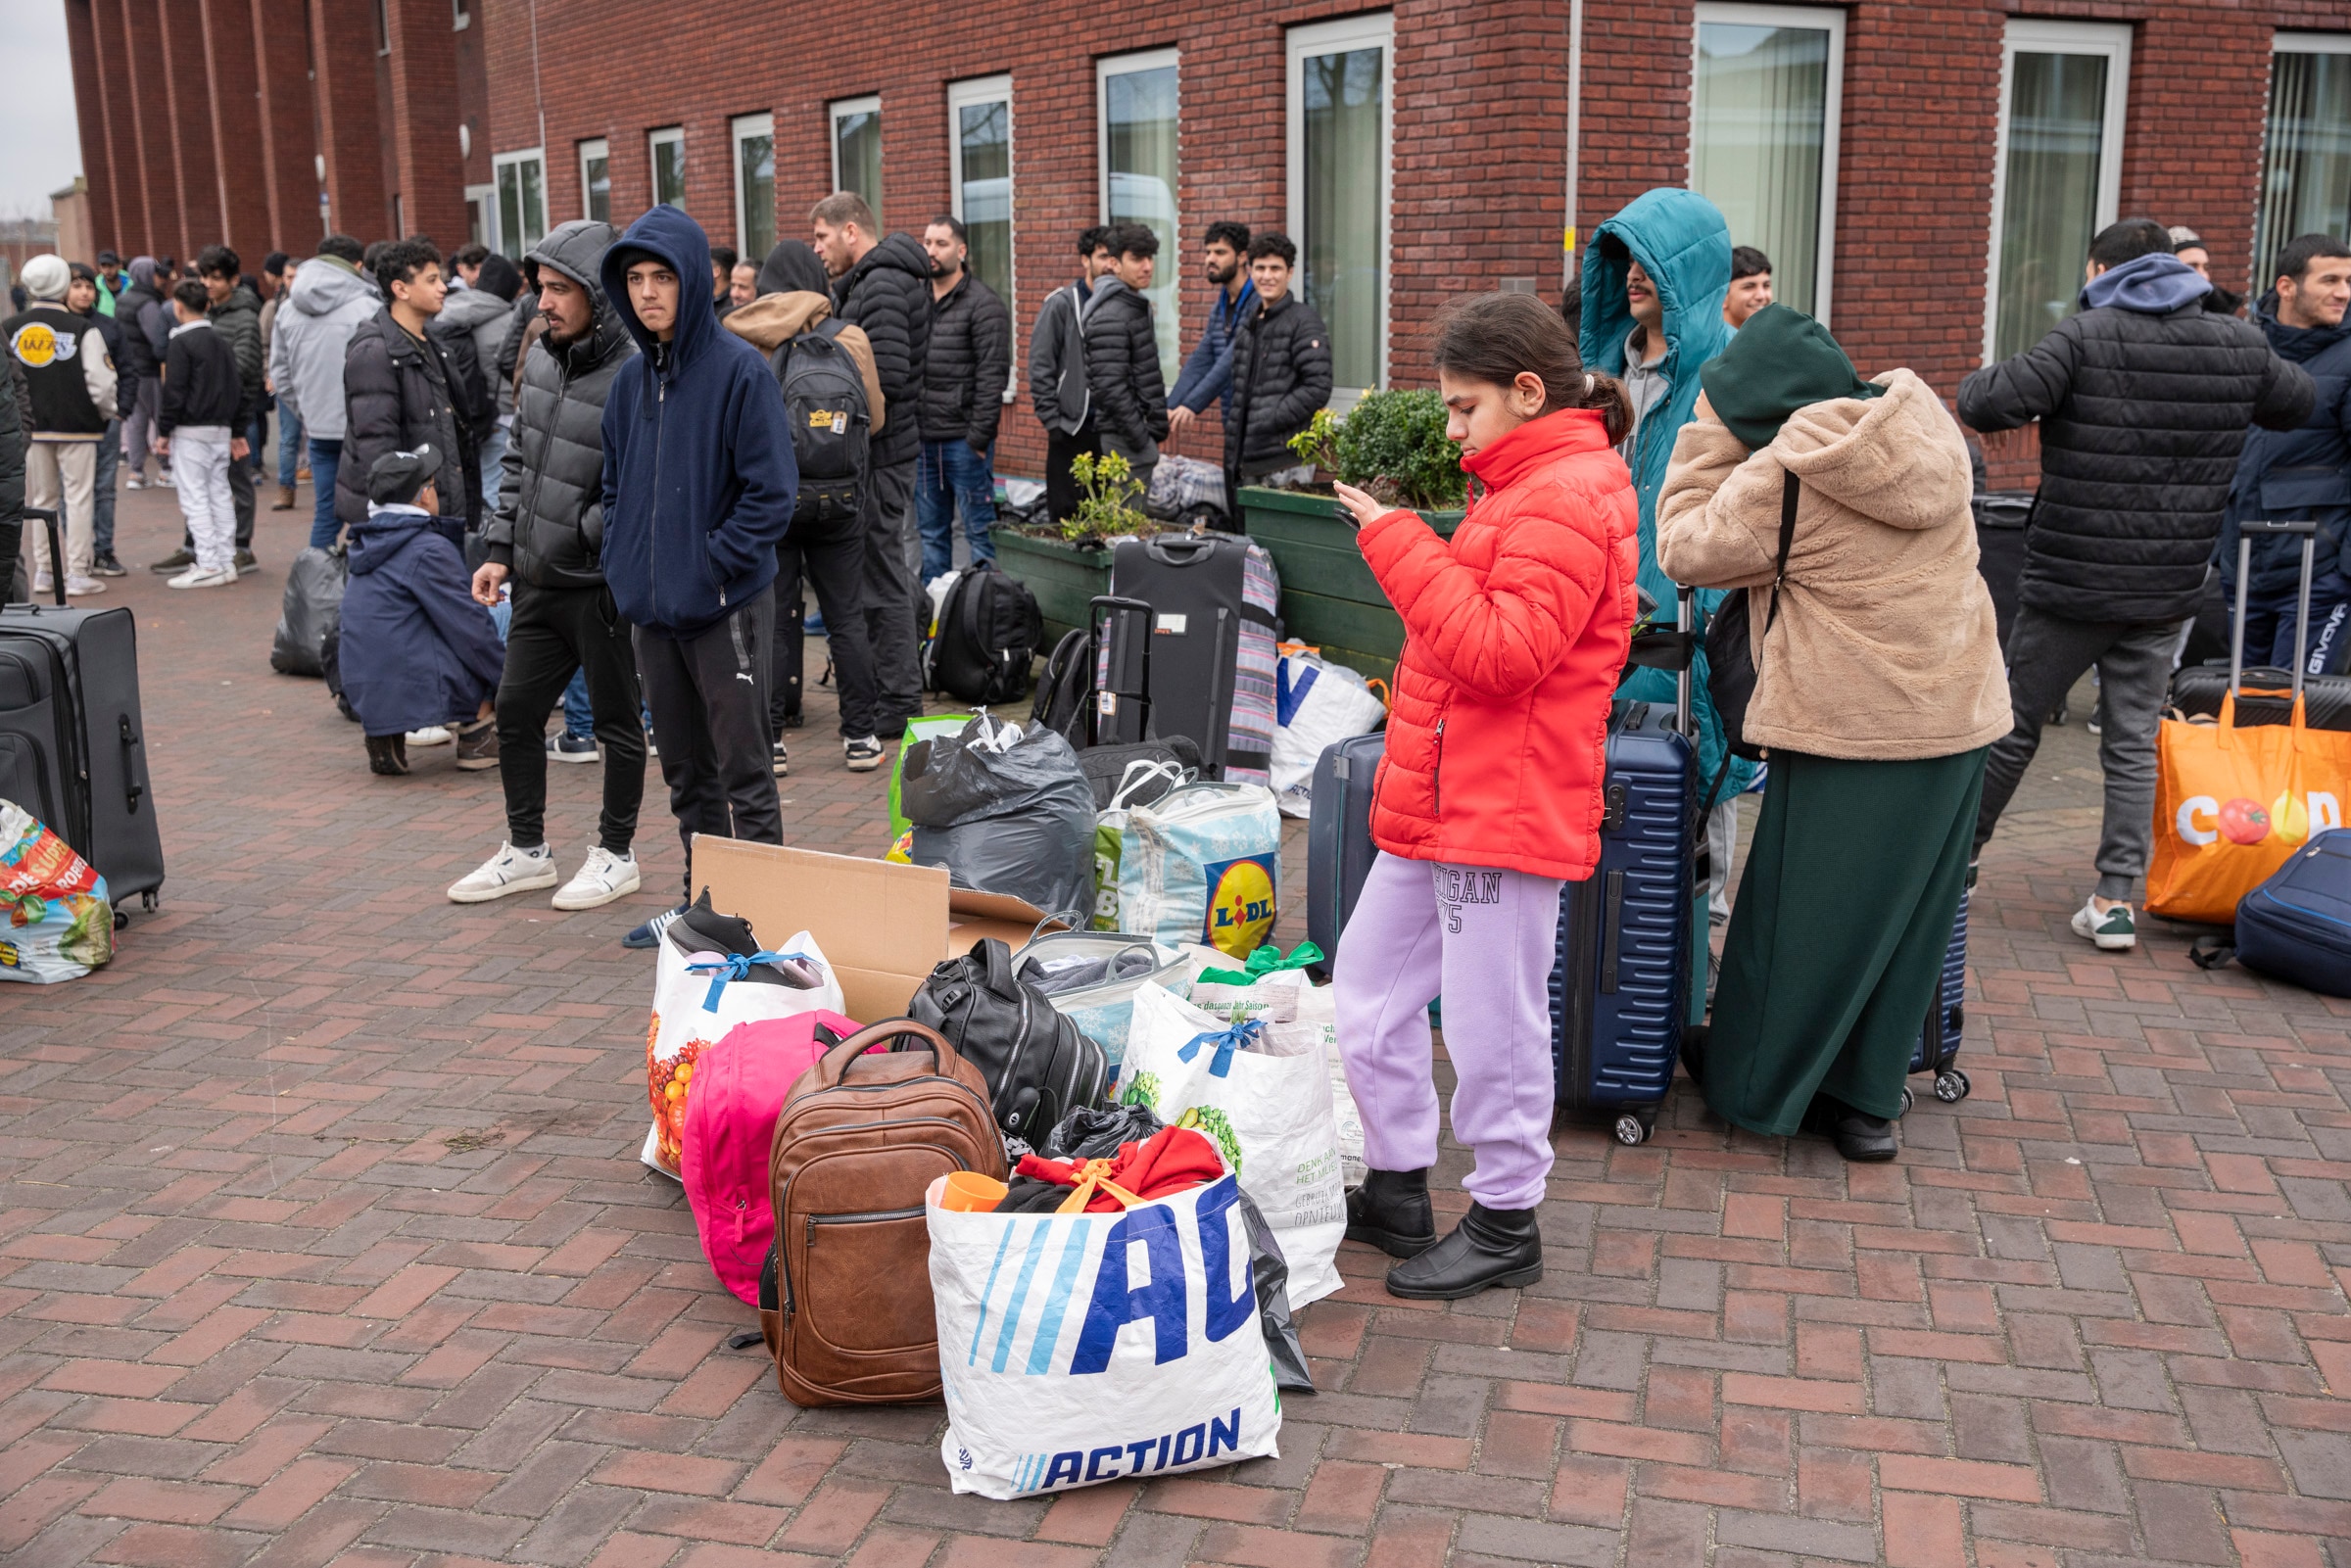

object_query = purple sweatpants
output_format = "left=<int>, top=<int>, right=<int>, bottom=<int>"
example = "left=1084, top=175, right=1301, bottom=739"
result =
left=1333, top=851, right=1565, bottom=1212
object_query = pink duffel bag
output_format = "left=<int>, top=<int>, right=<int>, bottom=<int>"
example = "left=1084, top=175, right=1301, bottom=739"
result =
left=680, top=1008, right=868, bottom=1304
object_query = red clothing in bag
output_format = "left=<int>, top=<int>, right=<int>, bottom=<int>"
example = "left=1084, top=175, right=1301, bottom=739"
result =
left=1012, top=1126, right=1225, bottom=1212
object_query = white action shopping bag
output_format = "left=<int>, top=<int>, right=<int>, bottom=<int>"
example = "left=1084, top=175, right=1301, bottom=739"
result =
left=645, top=926, right=844, bottom=1176
left=1118, top=781, right=1283, bottom=960
left=1120, top=982, right=1346, bottom=1305
left=929, top=1171, right=1283, bottom=1498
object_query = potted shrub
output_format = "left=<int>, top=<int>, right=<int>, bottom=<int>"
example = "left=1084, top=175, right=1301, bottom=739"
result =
left=991, top=451, right=1152, bottom=642
left=1237, top=390, right=1468, bottom=677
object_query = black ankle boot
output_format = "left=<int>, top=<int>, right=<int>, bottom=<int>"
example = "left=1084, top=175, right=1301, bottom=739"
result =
left=1345, top=1168, right=1436, bottom=1258
left=1832, top=1110, right=1897, bottom=1163
left=1383, top=1202, right=1543, bottom=1300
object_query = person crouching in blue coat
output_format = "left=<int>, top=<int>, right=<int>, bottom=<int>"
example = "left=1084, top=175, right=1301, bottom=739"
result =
left=341, top=444, right=506, bottom=777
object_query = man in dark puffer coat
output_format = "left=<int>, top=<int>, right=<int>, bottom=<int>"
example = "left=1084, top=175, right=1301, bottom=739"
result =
left=1962, top=216, right=2313, bottom=954
left=337, top=238, right=482, bottom=533
left=913, top=214, right=1011, bottom=580
left=815, top=191, right=932, bottom=741
left=1080, top=223, right=1169, bottom=491
left=455, top=218, right=649, bottom=915
left=1225, top=230, right=1333, bottom=505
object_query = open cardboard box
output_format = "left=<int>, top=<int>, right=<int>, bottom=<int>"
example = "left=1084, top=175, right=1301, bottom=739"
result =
left=692, top=835, right=1069, bottom=1022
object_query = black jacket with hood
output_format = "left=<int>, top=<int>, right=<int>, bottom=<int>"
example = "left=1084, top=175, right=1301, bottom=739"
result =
left=1958, top=252, right=2314, bottom=623
left=1080, top=275, right=1168, bottom=462
left=2222, top=296, right=2351, bottom=596
left=830, top=231, right=932, bottom=466
left=486, top=220, right=636, bottom=591
left=1226, top=292, right=1333, bottom=471
left=116, top=259, right=166, bottom=382
left=336, top=306, right=482, bottom=529
left=918, top=271, right=1010, bottom=452
left=207, top=282, right=265, bottom=432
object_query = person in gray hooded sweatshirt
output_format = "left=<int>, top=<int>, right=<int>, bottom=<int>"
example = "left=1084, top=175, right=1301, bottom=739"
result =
left=270, top=234, right=383, bottom=549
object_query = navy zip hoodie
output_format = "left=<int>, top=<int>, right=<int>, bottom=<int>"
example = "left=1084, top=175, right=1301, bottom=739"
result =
left=600, top=206, right=797, bottom=639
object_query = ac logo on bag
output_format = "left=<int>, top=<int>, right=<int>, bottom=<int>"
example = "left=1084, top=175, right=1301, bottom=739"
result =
left=1201, top=855, right=1276, bottom=957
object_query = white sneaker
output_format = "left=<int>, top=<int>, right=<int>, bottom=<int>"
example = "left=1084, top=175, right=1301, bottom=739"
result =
left=166, top=564, right=235, bottom=590
left=125, top=475, right=146, bottom=492
left=65, top=575, right=104, bottom=596
left=32, top=571, right=54, bottom=594
left=2071, top=896, right=2136, bottom=951
left=408, top=726, right=454, bottom=747
left=448, top=841, right=560, bottom=903
left=157, top=469, right=176, bottom=489
left=552, top=846, right=641, bottom=911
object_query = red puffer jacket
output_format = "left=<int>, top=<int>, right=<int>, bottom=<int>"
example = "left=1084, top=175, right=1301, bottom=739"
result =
left=1359, top=406, right=1638, bottom=882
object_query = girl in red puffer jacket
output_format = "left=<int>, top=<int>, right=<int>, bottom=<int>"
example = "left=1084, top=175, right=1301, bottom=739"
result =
left=1330, top=292, right=1639, bottom=1302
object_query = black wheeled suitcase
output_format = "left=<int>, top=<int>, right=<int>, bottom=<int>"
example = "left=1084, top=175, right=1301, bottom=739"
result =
left=1106, top=534, right=1281, bottom=784
left=0, top=512, right=167, bottom=910
left=1306, top=733, right=1384, bottom=977
left=1904, top=867, right=1974, bottom=1112
left=1972, top=492, right=2033, bottom=651
left=2169, top=518, right=2351, bottom=731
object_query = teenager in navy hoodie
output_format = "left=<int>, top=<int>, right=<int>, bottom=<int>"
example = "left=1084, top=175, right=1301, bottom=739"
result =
left=599, top=206, right=799, bottom=947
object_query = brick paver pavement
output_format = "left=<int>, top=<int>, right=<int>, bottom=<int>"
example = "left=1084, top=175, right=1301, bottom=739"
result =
left=4, top=482, right=2348, bottom=1568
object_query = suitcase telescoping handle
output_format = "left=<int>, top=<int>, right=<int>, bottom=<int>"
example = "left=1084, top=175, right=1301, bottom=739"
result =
left=1675, top=586, right=1694, bottom=736
left=1088, top=594, right=1155, bottom=747
left=13, top=507, right=66, bottom=607
left=2232, top=518, right=2320, bottom=706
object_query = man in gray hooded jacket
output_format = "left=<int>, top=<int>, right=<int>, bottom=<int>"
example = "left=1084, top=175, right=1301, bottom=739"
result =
left=270, top=235, right=381, bottom=549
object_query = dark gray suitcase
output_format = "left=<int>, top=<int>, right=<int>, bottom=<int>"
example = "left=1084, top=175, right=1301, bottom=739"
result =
left=1106, top=534, right=1279, bottom=781
left=1306, top=732, right=1384, bottom=977
left=0, top=512, right=166, bottom=908
left=1972, top=492, right=2032, bottom=650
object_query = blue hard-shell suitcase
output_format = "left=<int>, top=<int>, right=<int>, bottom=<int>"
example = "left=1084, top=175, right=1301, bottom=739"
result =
left=2232, top=831, right=2351, bottom=997
left=1550, top=693, right=1695, bottom=1145
left=1306, top=732, right=1385, bottom=978
left=1903, top=867, right=1975, bottom=1111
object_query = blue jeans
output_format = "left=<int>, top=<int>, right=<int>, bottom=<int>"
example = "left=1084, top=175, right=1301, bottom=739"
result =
left=562, top=670, right=594, bottom=737
left=478, top=422, right=509, bottom=516
left=308, top=438, right=342, bottom=550
left=914, top=439, right=998, bottom=581
left=278, top=410, right=305, bottom=488
left=93, top=418, right=119, bottom=558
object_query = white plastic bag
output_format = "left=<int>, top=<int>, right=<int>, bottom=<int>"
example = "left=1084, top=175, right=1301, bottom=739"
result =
left=930, top=1169, right=1282, bottom=1498
left=1190, top=968, right=1365, bottom=1189
left=1120, top=982, right=1345, bottom=1305
left=1093, top=758, right=1188, bottom=930
left=1011, top=930, right=1195, bottom=1079
left=645, top=928, right=843, bottom=1177
left=1119, top=781, right=1283, bottom=960
left=1270, top=650, right=1387, bottom=818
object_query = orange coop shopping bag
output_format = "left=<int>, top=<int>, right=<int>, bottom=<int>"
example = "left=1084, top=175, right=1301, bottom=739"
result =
left=2147, top=692, right=2351, bottom=925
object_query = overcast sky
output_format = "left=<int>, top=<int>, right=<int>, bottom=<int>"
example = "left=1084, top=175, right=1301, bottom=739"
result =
left=2, top=0, right=84, bottom=216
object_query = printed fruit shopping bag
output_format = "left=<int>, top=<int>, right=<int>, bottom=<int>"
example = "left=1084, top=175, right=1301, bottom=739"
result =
left=0, top=799, right=114, bottom=983
left=2147, top=694, right=2351, bottom=926
left=645, top=925, right=843, bottom=1175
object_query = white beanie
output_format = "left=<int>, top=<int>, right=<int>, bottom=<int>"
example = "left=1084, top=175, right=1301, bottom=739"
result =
left=21, top=255, right=70, bottom=302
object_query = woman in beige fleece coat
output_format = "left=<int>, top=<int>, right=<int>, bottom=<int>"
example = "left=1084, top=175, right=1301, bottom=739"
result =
left=1656, top=304, right=2007, bottom=1162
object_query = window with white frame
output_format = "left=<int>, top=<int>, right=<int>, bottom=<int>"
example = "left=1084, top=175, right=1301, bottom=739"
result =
left=733, top=113, right=775, bottom=260
left=949, top=76, right=1014, bottom=310
left=1691, top=3, right=1843, bottom=322
left=579, top=138, right=610, bottom=224
left=452, top=0, right=468, bottom=29
left=1987, top=20, right=2130, bottom=360
left=1101, top=49, right=1180, bottom=383
left=831, top=96, right=882, bottom=221
left=464, top=182, right=495, bottom=250
left=492, top=149, right=546, bottom=261
left=2258, top=34, right=2351, bottom=296
left=648, top=126, right=687, bottom=210
left=1289, top=14, right=1391, bottom=396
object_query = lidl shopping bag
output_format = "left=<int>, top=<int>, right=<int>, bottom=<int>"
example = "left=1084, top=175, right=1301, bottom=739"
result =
left=2147, top=694, right=2351, bottom=926
left=0, top=799, right=114, bottom=983
left=1121, top=981, right=1345, bottom=1305
left=930, top=1170, right=1282, bottom=1498
left=1119, top=781, right=1281, bottom=960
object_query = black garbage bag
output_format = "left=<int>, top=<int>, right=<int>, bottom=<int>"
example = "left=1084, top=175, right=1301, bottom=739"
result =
left=271, top=545, right=348, bottom=678
left=901, top=714, right=1094, bottom=916
left=1038, top=1101, right=1163, bottom=1160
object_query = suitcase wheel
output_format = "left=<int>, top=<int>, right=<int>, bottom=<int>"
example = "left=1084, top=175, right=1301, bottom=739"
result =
left=1933, top=1069, right=1970, bottom=1104
left=142, top=891, right=159, bottom=912
left=1611, top=1112, right=1652, bottom=1147
left=1897, top=1085, right=1915, bottom=1118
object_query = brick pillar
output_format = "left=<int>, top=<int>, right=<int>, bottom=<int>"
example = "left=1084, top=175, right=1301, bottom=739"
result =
left=64, top=0, right=123, bottom=256
left=115, top=0, right=180, bottom=260
left=311, top=0, right=390, bottom=241
left=384, top=0, right=467, bottom=249
left=159, top=0, right=225, bottom=261
left=198, top=0, right=272, bottom=263
left=251, top=0, right=320, bottom=254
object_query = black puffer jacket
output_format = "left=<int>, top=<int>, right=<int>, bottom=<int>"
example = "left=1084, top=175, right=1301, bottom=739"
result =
left=336, top=309, right=481, bottom=528
left=486, top=220, right=635, bottom=590
left=832, top=232, right=932, bottom=465
left=1226, top=293, right=1333, bottom=471
left=1959, top=254, right=2314, bottom=622
left=116, top=268, right=166, bottom=382
left=1080, top=277, right=1168, bottom=460
left=918, top=272, right=1010, bottom=451
left=207, top=283, right=265, bottom=431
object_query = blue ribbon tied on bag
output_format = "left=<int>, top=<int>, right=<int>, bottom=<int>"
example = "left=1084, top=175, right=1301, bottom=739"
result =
left=685, top=951, right=814, bottom=1012
left=1176, top=1018, right=1267, bottom=1078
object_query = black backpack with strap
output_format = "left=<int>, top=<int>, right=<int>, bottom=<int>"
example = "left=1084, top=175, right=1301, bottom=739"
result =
left=1031, top=627, right=1095, bottom=744
left=770, top=318, right=868, bottom=530
left=908, top=937, right=1109, bottom=1145
left=1700, top=469, right=1799, bottom=814
left=929, top=563, right=1045, bottom=705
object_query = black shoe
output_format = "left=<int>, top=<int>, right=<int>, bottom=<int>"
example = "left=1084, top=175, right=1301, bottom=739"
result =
left=1383, top=1202, right=1543, bottom=1301
left=234, top=547, right=258, bottom=574
left=148, top=547, right=195, bottom=574
left=1832, top=1110, right=1897, bottom=1162
left=89, top=552, right=127, bottom=578
left=364, top=733, right=409, bottom=776
left=454, top=717, right=500, bottom=771
left=1345, top=1167, right=1436, bottom=1259
left=779, top=710, right=805, bottom=731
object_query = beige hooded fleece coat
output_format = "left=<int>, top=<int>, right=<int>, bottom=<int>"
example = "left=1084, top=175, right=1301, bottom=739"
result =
left=722, top=292, right=886, bottom=431
left=1655, top=368, right=2011, bottom=762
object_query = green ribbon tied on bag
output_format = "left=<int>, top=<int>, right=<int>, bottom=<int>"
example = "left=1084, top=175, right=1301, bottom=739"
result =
left=1197, top=940, right=1325, bottom=987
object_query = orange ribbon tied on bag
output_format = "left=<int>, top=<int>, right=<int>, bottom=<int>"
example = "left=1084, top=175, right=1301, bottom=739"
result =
left=2148, top=690, right=2351, bottom=926
left=1051, top=1159, right=1149, bottom=1214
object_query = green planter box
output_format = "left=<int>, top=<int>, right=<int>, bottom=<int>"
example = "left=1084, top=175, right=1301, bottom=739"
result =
left=993, top=530, right=1114, bottom=644
left=1239, top=487, right=1463, bottom=679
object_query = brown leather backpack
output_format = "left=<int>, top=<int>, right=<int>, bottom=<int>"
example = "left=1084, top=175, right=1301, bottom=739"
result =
left=757, top=1019, right=1007, bottom=1406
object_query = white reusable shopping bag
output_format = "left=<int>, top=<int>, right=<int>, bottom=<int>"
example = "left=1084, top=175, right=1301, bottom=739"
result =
left=1190, top=968, right=1366, bottom=1189
left=929, top=1170, right=1282, bottom=1498
left=1120, top=981, right=1346, bottom=1305
left=643, top=928, right=843, bottom=1176
left=1270, top=649, right=1388, bottom=818
left=1118, top=781, right=1283, bottom=960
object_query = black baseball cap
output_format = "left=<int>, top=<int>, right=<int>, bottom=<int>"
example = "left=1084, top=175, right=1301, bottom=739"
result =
left=96, top=250, right=119, bottom=266
left=367, top=445, right=444, bottom=506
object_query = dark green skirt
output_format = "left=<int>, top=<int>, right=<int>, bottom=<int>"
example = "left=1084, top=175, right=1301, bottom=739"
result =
left=1703, top=747, right=1987, bottom=1136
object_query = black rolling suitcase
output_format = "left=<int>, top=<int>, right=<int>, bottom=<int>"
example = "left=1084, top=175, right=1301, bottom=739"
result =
left=0, top=509, right=167, bottom=910
left=1105, top=533, right=1280, bottom=784
left=1305, top=732, right=1384, bottom=977
left=1973, top=492, right=2033, bottom=651
left=2168, top=517, right=2351, bottom=731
